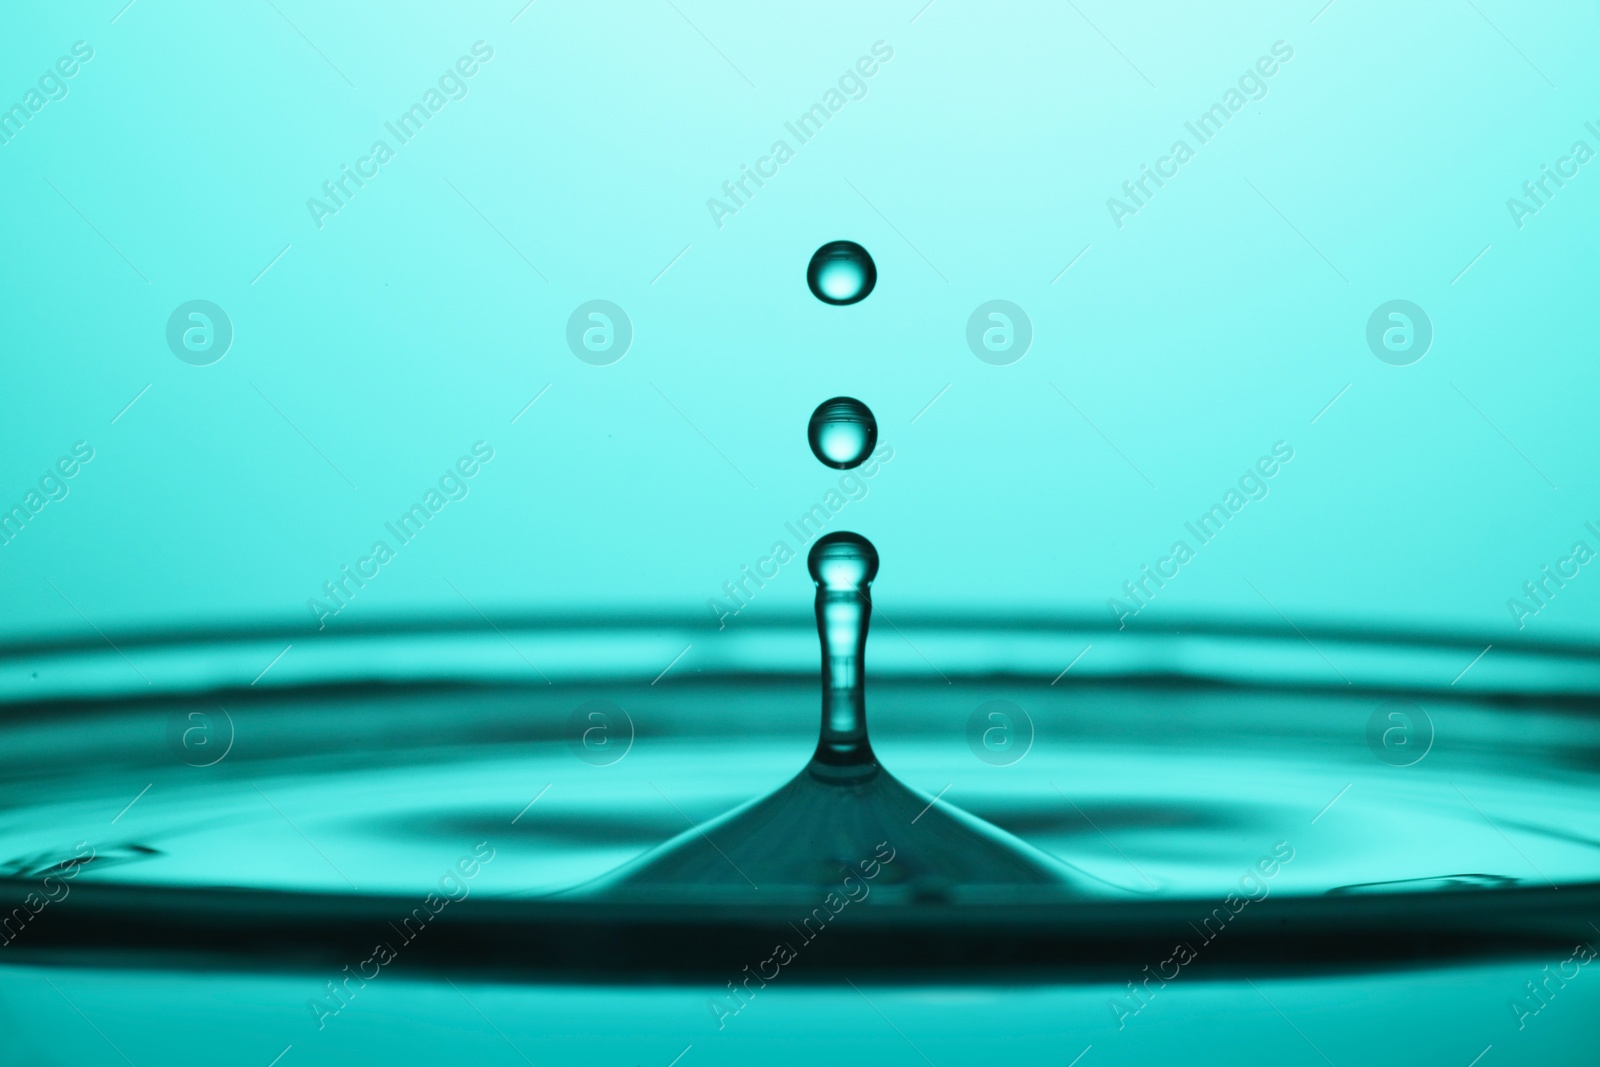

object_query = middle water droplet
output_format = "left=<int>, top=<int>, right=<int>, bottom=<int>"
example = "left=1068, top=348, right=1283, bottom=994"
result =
left=807, top=240, right=876, bottom=305
left=808, top=397, right=877, bottom=469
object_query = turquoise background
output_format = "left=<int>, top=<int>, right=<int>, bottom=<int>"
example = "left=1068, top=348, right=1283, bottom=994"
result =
left=3, top=0, right=1598, bottom=644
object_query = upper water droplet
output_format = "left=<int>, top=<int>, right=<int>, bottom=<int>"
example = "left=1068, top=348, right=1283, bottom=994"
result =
left=808, top=397, right=877, bottom=470
left=807, top=241, right=876, bottom=305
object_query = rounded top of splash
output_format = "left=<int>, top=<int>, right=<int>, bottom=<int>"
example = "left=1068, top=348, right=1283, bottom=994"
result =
left=808, top=531, right=879, bottom=588
left=808, top=396, right=877, bottom=469
left=806, top=240, right=877, bottom=305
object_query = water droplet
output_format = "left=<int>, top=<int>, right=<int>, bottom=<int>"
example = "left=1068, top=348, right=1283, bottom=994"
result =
left=808, top=397, right=877, bottom=470
left=808, top=530, right=880, bottom=589
left=807, top=240, right=876, bottom=305
left=808, top=532, right=879, bottom=771
left=592, top=528, right=1086, bottom=899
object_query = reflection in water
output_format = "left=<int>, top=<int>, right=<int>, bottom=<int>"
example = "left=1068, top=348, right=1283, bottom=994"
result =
left=2, top=674, right=1599, bottom=900
left=1, top=631, right=1598, bottom=1062
left=1328, top=874, right=1519, bottom=895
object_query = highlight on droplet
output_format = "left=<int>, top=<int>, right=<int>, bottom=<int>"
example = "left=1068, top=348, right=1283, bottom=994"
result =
left=808, top=397, right=877, bottom=470
left=807, top=240, right=876, bottom=305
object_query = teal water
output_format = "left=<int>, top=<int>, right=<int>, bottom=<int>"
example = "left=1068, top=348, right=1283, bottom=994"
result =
left=2, top=650, right=1599, bottom=1063
left=5, top=963, right=1596, bottom=1066
left=8, top=677, right=1600, bottom=898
